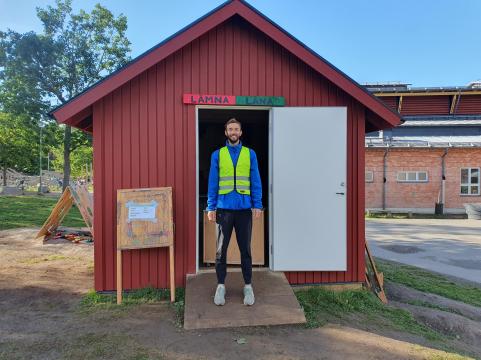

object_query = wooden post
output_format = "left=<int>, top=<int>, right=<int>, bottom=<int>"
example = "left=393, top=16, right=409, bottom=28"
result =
left=117, top=249, right=122, bottom=304
left=365, top=242, right=388, bottom=304
left=169, top=244, right=175, bottom=302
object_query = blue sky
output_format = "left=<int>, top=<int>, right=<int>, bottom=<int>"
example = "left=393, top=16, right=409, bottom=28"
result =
left=1, top=0, right=480, bottom=87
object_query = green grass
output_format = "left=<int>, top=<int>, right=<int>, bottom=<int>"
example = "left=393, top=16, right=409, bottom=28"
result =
left=376, top=259, right=481, bottom=307
left=80, top=286, right=185, bottom=326
left=0, top=195, right=85, bottom=230
left=81, top=287, right=176, bottom=307
left=295, top=287, right=443, bottom=341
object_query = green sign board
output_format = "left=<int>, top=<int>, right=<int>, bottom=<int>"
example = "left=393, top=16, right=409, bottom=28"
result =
left=235, top=96, right=285, bottom=106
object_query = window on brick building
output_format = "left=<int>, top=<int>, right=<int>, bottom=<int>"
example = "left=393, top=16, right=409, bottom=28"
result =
left=460, top=168, right=480, bottom=195
left=365, top=171, right=374, bottom=183
left=396, top=171, right=428, bottom=183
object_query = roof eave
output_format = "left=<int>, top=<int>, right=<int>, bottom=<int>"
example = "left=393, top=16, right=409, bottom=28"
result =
left=52, top=0, right=401, bottom=130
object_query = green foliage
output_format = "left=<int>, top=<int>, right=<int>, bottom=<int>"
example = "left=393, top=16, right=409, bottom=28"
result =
left=0, top=112, right=39, bottom=174
left=50, top=139, right=92, bottom=179
left=0, top=195, right=84, bottom=230
left=0, top=0, right=130, bottom=185
left=1, top=0, right=131, bottom=105
left=80, top=290, right=117, bottom=309
left=0, top=31, right=50, bottom=119
left=377, top=259, right=481, bottom=307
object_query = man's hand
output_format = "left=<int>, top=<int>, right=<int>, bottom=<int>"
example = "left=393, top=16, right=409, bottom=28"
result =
left=252, top=208, right=262, bottom=219
left=207, top=210, right=216, bottom=222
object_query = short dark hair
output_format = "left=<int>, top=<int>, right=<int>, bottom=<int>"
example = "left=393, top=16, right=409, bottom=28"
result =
left=225, top=118, right=241, bottom=130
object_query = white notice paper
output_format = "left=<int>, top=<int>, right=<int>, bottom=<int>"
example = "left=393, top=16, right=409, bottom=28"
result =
left=126, top=200, right=158, bottom=222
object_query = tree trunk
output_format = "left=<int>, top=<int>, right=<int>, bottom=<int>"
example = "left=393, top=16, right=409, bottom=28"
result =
left=2, top=165, right=6, bottom=186
left=62, top=125, right=72, bottom=191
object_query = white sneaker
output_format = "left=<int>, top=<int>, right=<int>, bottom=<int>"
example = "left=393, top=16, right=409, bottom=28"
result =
left=214, top=284, right=226, bottom=306
left=243, top=284, right=255, bottom=306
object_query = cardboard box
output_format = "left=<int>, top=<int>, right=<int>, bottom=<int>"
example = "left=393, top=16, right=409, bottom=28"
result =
left=203, top=210, right=265, bottom=265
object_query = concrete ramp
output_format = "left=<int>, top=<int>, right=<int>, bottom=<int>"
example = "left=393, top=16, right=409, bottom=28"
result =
left=184, top=270, right=306, bottom=330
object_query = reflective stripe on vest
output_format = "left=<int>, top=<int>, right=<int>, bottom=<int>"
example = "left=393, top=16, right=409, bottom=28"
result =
left=218, top=146, right=251, bottom=195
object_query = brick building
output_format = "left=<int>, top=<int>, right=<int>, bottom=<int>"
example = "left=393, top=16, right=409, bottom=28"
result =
left=366, top=83, right=481, bottom=213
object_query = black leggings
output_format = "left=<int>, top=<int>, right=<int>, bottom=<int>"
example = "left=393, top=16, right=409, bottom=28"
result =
left=215, top=209, right=252, bottom=285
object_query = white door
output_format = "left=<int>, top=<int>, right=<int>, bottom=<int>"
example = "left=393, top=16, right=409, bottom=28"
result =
left=270, top=107, right=347, bottom=271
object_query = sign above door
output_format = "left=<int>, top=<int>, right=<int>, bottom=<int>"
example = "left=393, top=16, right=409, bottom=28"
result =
left=183, top=94, right=285, bottom=106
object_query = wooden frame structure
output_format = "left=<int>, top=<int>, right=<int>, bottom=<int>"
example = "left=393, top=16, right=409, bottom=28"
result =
left=36, top=184, right=94, bottom=241
left=365, top=241, right=387, bottom=304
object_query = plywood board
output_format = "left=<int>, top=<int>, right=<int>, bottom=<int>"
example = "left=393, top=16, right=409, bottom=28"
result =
left=36, top=187, right=75, bottom=239
left=203, top=210, right=264, bottom=265
left=184, top=271, right=306, bottom=330
left=117, top=187, right=173, bottom=250
left=70, top=184, right=94, bottom=236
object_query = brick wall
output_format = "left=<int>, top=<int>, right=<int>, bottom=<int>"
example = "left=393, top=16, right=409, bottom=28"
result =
left=365, top=148, right=481, bottom=211
left=445, top=148, right=481, bottom=208
left=365, top=149, right=384, bottom=208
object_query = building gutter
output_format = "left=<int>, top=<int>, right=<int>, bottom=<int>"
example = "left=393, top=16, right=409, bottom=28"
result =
left=441, top=148, right=449, bottom=206
left=382, top=147, right=389, bottom=210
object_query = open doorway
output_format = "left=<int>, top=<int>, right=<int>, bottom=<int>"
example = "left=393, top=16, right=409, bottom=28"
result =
left=197, top=107, right=270, bottom=271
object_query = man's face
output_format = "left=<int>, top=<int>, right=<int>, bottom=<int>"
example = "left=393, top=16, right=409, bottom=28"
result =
left=225, top=122, right=242, bottom=144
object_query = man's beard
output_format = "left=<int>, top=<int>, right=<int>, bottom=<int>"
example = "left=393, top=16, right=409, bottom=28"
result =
left=228, top=135, right=239, bottom=143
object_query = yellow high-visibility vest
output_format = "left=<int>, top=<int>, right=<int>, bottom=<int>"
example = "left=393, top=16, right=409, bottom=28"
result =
left=218, top=146, right=251, bottom=195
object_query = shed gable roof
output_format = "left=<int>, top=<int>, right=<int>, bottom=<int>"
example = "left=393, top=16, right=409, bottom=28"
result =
left=50, top=0, right=401, bottom=131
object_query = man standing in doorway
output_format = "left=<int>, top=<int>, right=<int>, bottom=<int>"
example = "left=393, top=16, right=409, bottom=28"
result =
left=207, top=118, right=262, bottom=306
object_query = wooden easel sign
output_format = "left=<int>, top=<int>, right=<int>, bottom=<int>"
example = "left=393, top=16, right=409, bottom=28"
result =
left=116, top=187, right=175, bottom=304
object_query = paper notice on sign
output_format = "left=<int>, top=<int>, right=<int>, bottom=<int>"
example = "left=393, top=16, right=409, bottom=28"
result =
left=126, top=200, right=158, bottom=223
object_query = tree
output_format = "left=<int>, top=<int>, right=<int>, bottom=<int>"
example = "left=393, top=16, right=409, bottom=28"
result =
left=0, top=112, right=39, bottom=185
left=0, top=0, right=130, bottom=190
left=50, top=140, right=92, bottom=179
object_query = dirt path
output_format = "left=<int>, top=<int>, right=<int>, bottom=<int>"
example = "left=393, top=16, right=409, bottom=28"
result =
left=0, top=229, right=475, bottom=359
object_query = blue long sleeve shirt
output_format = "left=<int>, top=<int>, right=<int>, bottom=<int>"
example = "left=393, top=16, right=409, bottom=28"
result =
left=206, top=141, right=263, bottom=211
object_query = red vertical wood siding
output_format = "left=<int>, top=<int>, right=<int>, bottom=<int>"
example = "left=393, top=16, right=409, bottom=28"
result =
left=92, top=17, right=366, bottom=290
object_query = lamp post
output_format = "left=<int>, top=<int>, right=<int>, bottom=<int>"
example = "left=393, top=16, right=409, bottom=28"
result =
left=38, top=118, right=47, bottom=194
left=38, top=123, right=43, bottom=194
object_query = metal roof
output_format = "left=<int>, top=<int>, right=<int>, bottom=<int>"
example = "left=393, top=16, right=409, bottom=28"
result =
left=401, top=115, right=481, bottom=127
left=366, top=136, right=481, bottom=148
left=365, top=84, right=481, bottom=94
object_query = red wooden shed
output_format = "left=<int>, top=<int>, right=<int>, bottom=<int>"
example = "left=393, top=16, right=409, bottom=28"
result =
left=51, top=0, right=401, bottom=292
